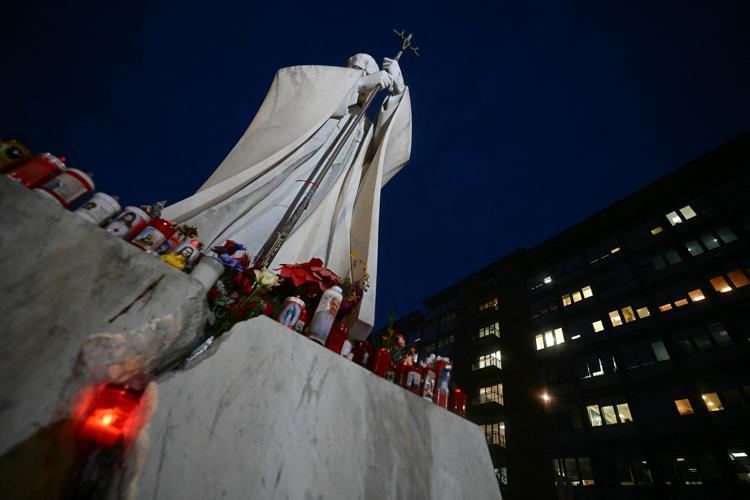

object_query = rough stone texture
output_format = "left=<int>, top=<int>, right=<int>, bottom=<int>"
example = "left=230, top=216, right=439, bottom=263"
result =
left=0, top=178, right=209, bottom=456
left=115, top=316, right=501, bottom=500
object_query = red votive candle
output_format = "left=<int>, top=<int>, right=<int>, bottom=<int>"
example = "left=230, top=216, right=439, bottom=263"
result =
left=352, top=341, right=374, bottom=367
left=325, top=323, right=349, bottom=354
left=369, top=348, right=391, bottom=377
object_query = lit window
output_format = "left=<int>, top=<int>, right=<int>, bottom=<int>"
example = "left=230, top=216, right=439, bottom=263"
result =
left=621, top=306, right=636, bottom=323
left=651, top=340, right=670, bottom=361
left=709, top=276, right=733, bottom=293
left=545, top=330, right=555, bottom=347
left=611, top=247, right=621, bottom=254
left=666, top=211, right=683, bottom=226
left=679, top=205, right=697, bottom=220
left=617, top=403, right=633, bottom=423
left=651, top=226, right=663, bottom=235
left=602, top=405, right=618, bottom=425
left=478, top=384, right=503, bottom=405
left=609, top=311, right=623, bottom=327
left=685, top=240, right=704, bottom=256
left=482, top=422, right=506, bottom=447
left=478, top=297, right=499, bottom=311
left=474, top=350, right=502, bottom=370
left=674, top=298, right=689, bottom=307
left=727, top=270, right=750, bottom=289
left=535, top=335, right=545, bottom=350
left=701, top=393, right=724, bottom=412
left=572, top=291, right=583, bottom=303
left=659, top=303, right=673, bottom=312
left=554, top=328, right=565, bottom=344
left=675, top=399, right=694, bottom=415
left=716, top=227, right=737, bottom=244
left=544, top=276, right=552, bottom=284
left=562, top=294, right=572, bottom=307
left=582, top=285, right=593, bottom=298
left=688, top=289, right=705, bottom=302
left=592, top=320, right=604, bottom=333
left=700, top=234, right=720, bottom=250
left=636, top=307, right=651, bottom=319
left=587, top=405, right=602, bottom=427
left=478, top=322, right=500, bottom=339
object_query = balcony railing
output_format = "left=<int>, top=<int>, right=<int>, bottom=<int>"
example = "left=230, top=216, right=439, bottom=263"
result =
left=485, top=431, right=506, bottom=447
left=474, top=331, right=500, bottom=340
left=472, top=358, right=502, bottom=371
left=473, top=392, right=504, bottom=406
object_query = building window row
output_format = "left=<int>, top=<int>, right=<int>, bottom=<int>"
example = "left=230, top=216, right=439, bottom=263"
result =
left=673, top=392, right=725, bottom=415
left=476, top=383, right=503, bottom=405
left=477, top=321, right=500, bottom=339
left=535, top=327, right=565, bottom=350
left=674, top=385, right=750, bottom=416
left=710, top=267, right=750, bottom=293
left=552, top=457, right=595, bottom=487
left=589, top=246, right=622, bottom=265
left=585, top=268, right=748, bottom=326
left=578, top=354, right=617, bottom=379
left=685, top=226, right=738, bottom=256
left=478, top=297, right=499, bottom=312
left=439, top=311, right=456, bottom=325
left=437, top=335, right=454, bottom=348
left=587, top=402, right=633, bottom=426
left=608, top=304, right=650, bottom=327
left=474, top=350, right=502, bottom=370
left=674, top=321, right=733, bottom=354
left=531, top=297, right=558, bottom=318
left=652, top=248, right=682, bottom=270
left=562, top=285, right=593, bottom=306
left=482, top=422, right=505, bottom=447
left=665, top=204, right=697, bottom=226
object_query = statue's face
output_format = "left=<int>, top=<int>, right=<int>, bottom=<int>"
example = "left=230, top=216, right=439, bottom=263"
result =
left=346, top=53, right=378, bottom=75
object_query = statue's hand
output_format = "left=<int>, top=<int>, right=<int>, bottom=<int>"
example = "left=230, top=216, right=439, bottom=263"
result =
left=358, top=70, right=393, bottom=94
left=383, top=57, right=405, bottom=95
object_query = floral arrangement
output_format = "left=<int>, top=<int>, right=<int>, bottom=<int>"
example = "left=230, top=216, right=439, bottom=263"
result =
left=375, top=312, right=411, bottom=363
left=205, top=242, right=370, bottom=339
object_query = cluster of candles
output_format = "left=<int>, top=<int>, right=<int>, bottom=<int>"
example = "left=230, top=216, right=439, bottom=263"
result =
left=273, top=294, right=467, bottom=417
left=3, top=150, right=206, bottom=271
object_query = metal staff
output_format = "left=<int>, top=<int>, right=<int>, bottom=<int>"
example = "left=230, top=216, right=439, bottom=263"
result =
left=253, top=30, right=419, bottom=269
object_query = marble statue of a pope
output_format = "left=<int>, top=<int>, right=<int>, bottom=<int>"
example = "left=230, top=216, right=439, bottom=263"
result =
left=163, top=53, right=412, bottom=338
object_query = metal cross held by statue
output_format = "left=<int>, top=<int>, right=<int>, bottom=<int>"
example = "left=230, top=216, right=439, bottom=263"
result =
left=392, top=30, right=420, bottom=61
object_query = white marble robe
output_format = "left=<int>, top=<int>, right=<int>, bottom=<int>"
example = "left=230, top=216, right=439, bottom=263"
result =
left=163, top=65, right=412, bottom=338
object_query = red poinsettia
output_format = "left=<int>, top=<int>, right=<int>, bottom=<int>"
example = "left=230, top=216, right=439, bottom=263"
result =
left=276, top=258, right=341, bottom=292
left=233, top=270, right=255, bottom=295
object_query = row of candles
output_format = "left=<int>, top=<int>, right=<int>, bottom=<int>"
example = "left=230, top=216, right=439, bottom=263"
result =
left=3, top=151, right=210, bottom=272
left=273, top=289, right=466, bottom=417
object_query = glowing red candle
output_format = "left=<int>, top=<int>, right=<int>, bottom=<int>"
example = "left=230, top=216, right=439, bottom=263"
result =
left=74, top=383, right=145, bottom=448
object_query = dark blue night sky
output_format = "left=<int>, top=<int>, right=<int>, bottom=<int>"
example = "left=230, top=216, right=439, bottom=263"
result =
left=5, top=1, right=749, bottom=329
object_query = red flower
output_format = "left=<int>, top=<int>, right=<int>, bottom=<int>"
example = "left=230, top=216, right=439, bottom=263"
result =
left=233, top=271, right=255, bottom=295
left=277, top=258, right=341, bottom=292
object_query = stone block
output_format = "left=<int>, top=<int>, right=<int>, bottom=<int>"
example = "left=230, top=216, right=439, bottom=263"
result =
left=0, top=178, right=209, bottom=456
left=115, top=316, right=501, bottom=500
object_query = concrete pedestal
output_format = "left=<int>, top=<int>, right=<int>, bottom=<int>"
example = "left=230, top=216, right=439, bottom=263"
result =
left=114, top=317, right=501, bottom=500
left=0, top=178, right=208, bottom=456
